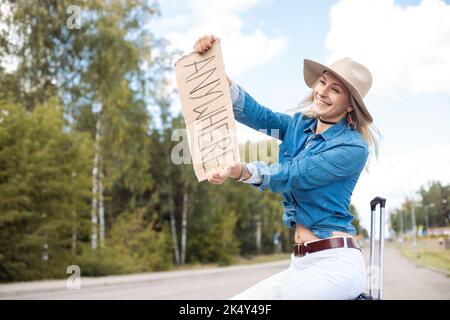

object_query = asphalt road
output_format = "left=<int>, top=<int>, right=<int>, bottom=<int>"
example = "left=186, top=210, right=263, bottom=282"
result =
left=1, top=245, right=449, bottom=300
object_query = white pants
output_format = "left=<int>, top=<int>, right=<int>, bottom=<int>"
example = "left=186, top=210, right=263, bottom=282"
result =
left=230, top=239, right=366, bottom=300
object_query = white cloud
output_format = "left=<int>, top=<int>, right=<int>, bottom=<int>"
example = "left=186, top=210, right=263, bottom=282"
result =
left=152, top=0, right=286, bottom=77
left=325, top=0, right=450, bottom=97
left=190, top=0, right=262, bottom=14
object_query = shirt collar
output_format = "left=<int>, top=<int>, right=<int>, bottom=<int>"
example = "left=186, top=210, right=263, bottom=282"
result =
left=303, top=116, right=348, bottom=141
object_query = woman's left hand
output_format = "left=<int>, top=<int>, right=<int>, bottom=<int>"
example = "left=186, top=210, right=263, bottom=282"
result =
left=207, top=163, right=244, bottom=184
left=207, top=167, right=231, bottom=184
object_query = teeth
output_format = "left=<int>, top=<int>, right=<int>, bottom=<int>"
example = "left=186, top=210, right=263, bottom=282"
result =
left=317, top=98, right=330, bottom=106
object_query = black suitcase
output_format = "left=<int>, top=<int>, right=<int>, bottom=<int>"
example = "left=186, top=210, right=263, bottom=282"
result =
left=355, top=196, right=386, bottom=300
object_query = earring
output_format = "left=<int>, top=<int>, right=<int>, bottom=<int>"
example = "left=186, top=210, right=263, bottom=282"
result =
left=347, top=112, right=356, bottom=130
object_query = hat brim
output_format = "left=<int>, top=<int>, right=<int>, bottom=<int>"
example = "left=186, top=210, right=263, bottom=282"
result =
left=303, top=59, right=373, bottom=123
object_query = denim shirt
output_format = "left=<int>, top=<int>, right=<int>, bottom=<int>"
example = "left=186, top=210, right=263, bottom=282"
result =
left=232, top=84, right=369, bottom=239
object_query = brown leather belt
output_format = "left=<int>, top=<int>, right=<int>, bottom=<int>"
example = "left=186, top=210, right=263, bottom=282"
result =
left=293, top=237, right=361, bottom=257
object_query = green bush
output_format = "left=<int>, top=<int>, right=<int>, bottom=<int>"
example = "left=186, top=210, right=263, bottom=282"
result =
left=73, top=244, right=134, bottom=277
left=108, top=210, right=174, bottom=272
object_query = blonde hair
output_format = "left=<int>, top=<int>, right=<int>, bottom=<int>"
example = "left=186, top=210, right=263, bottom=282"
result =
left=296, top=79, right=381, bottom=172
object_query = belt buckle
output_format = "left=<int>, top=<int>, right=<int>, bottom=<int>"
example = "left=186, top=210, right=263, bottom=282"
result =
left=293, top=243, right=311, bottom=257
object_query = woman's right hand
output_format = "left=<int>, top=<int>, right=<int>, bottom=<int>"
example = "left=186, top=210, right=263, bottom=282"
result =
left=193, top=34, right=220, bottom=54
left=193, top=34, right=232, bottom=86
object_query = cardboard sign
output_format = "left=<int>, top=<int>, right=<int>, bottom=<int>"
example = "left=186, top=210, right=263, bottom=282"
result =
left=175, top=43, right=240, bottom=182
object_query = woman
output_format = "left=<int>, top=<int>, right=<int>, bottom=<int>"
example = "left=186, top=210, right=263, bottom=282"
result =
left=193, top=35, right=379, bottom=300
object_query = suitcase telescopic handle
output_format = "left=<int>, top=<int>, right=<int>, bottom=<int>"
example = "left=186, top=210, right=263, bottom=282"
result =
left=370, top=196, right=386, bottom=211
left=369, top=196, right=386, bottom=300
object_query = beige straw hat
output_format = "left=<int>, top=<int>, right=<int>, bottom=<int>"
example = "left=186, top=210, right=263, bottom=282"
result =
left=303, top=57, right=373, bottom=123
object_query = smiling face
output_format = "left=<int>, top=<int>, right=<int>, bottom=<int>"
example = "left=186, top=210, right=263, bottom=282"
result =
left=312, top=71, right=353, bottom=121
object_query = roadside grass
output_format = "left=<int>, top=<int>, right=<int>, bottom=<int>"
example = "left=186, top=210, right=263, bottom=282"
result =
left=401, top=249, right=450, bottom=274
left=392, top=238, right=450, bottom=276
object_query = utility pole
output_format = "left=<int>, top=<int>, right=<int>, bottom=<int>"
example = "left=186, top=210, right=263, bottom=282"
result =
left=424, top=204, right=434, bottom=236
left=408, top=176, right=417, bottom=247
left=411, top=202, right=417, bottom=247
left=399, top=210, right=404, bottom=243
left=443, top=199, right=449, bottom=225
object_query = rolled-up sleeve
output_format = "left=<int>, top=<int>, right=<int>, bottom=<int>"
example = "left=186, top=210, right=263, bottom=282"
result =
left=250, top=144, right=369, bottom=193
left=229, top=80, right=240, bottom=105
left=239, top=162, right=263, bottom=184
left=231, top=83, right=292, bottom=141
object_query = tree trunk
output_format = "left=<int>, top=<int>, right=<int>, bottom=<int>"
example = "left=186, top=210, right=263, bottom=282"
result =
left=169, top=176, right=180, bottom=265
left=70, top=108, right=78, bottom=255
left=180, top=183, right=188, bottom=265
left=98, top=152, right=105, bottom=248
left=42, top=213, right=48, bottom=262
left=71, top=210, right=77, bottom=255
left=256, top=215, right=261, bottom=254
left=91, top=114, right=101, bottom=249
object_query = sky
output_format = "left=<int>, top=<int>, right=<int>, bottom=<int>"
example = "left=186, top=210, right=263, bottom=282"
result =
left=154, top=0, right=450, bottom=233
